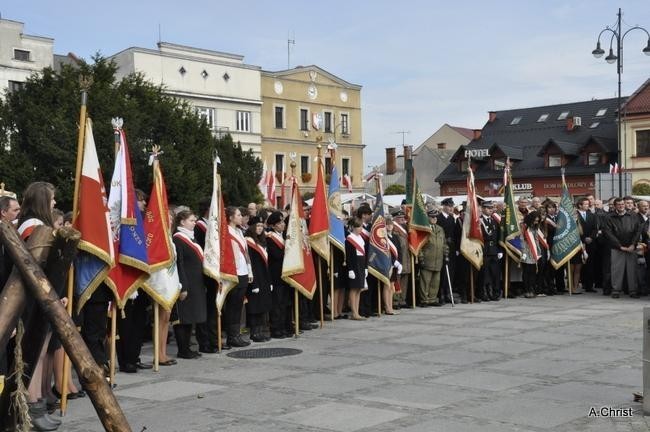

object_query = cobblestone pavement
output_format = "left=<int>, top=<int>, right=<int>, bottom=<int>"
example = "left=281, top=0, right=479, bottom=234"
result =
left=58, top=293, right=650, bottom=431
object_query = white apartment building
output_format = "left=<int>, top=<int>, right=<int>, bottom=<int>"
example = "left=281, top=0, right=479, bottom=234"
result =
left=111, top=42, right=262, bottom=156
left=0, top=18, right=53, bottom=97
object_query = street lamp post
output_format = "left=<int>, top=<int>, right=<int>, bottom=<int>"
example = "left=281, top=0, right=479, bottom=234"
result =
left=592, top=8, right=650, bottom=197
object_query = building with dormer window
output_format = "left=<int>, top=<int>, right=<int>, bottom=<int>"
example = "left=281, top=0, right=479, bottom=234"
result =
left=436, top=97, right=622, bottom=198
left=622, top=78, right=650, bottom=187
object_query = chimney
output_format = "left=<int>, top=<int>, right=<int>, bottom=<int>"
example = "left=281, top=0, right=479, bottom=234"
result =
left=437, top=142, right=447, bottom=150
left=386, top=148, right=396, bottom=175
left=473, top=129, right=482, bottom=140
left=488, top=111, right=497, bottom=123
left=403, top=145, right=413, bottom=161
left=566, top=117, right=574, bottom=131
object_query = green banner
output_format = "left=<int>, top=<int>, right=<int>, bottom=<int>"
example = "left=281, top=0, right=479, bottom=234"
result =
left=550, top=179, right=582, bottom=269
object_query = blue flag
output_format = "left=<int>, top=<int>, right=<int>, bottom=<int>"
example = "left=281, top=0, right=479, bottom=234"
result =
left=328, top=164, right=346, bottom=253
left=367, top=192, right=392, bottom=285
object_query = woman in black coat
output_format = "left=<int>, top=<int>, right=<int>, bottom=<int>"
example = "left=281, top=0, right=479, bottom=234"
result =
left=266, top=211, right=289, bottom=338
left=172, top=210, right=207, bottom=359
left=345, top=217, right=367, bottom=320
left=245, top=216, right=272, bottom=342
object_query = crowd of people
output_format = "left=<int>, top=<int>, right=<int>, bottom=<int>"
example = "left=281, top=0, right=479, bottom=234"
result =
left=1, top=182, right=649, bottom=431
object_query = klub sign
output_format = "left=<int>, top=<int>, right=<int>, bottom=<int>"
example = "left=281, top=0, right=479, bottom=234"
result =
left=441, top=176, right=595, bottom=196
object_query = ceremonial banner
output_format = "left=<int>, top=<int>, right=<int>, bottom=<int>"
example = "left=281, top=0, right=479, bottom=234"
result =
left=460, top=166, right=484, bottom=270
left=405, top=162, right=431, bottom=255
left=309, top=157, right=329, bottom=260
left=367, top=192, right=392, bottom=286
left=282, top=180, right=317, bottom=299
left=106, top=127, right=150, bottom=307
left=550, top=172, right=582, bottom=269
left=499, top=163, right=522, bottom=260
left=342, top=173, right=352, bottom=193
left=266, top=165, right=276, bottom=207
left=142, top=158, right=180, bottom=311
left=257, top=160, right=268, bottom=203
left=74, top=118, right=115, bottom=311
left=328, top=164, right=346, bottom=253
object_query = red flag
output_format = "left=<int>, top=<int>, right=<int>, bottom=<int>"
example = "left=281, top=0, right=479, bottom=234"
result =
left=309, top=158, right=329, bottom=260
left=266, top=168, right=276, bottom=207
left=217, top=189, right=238, bottom=310
left=282, top=180, right=317, bottom=299
left=342, top=174, right=353, bottom=193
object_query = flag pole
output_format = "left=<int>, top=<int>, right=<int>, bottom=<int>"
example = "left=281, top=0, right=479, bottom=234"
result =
left=153, top=303, right=160, bottom=372
left=294, top=289, right=300, bottom=337
left=470, top=267, right=475, bottom=303
left=61, top=78, right=92, bottom=416
left=567, top=262, right=573, bottom=296
left=411, top=255, right=416, bottom=308
left=109, top=302, right=117, bottom=387
left=330, top=245, right=335, bottom=321
left=504, top=257, right=510, bottom=299
left=318, top=258, right=324, bottom=328
left=217, top=282, right=222, bottom=352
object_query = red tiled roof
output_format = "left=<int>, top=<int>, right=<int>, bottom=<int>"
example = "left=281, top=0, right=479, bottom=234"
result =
left=449, top=126, right=475, bottom=140
left=624, top=78, right=650, bottom=115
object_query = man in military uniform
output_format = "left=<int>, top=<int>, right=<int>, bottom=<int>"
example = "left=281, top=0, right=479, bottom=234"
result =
left=436, top=198, right=460, bottom=304
left=391, top=210, right=411, bottom=309
left=478, top=201, right=502, bottom=301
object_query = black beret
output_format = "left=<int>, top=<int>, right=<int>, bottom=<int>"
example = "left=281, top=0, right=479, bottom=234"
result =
left=267, top=211, right=284, bottom=226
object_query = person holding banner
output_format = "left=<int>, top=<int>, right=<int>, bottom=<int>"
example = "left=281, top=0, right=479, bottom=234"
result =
left=245, top=216, right=272, bottom=342
left=172, top=210, right=207, bottom=359
left=384, top=217, right=402, bottom=315
left=267, top=211, right=290, bottom=338
left=225, top=207, right=252, bottom=348
left=346, top=217, right=367, bottom=320
left=520, top=211, right=544, bottom=299
left=418, top=210, right=446, bottom=307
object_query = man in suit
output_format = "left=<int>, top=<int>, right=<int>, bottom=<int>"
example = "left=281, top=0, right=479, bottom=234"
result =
left=478, top=201, right=503, bottom=301
left=576, top=197, right=597, bottom=292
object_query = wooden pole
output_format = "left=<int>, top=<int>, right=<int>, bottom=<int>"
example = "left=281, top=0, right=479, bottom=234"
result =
left=318, top=258, right=324, bottom=328
left=470, top=267, right=475, bottom=303
left=216, top=281, right=222, bottom=352
left=294, top=289, right=299, bottom=337
left=153, top=303, right=160, bottom=372
left=329, top=246, right=335, bottom=321
left=0, top=222, right=131, bottom=432
left=411, top=254, right=416, bottom=308
left=377, top=282, right=382, bottom=317
left=61, top=85, right=89, bottom=416
left=109, top=302, right=117, bottom=386
left=504, top=256, right=510, bottom=299
left=567, top=262, right=572, bottom=296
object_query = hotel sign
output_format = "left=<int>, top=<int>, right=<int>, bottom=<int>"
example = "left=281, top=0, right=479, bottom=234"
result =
left=464, top=149, right=490, bottom=158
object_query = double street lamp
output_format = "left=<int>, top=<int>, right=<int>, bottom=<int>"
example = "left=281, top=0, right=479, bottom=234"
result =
left=591, top=8, right=650, bottom=196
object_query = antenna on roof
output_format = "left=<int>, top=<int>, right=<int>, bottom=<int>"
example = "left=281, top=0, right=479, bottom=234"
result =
left=287, top=31, right=295, bottom=69
left=395, top=131, right=410, bottom=147
left=158, top=23, right=162, bottom=44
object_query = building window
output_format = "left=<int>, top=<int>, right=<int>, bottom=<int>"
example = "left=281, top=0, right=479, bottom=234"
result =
left=587, top=153, right=600, bottom=166
left=342, top=158, right=350, bottom=176
left=300, top=109, right=309, bottom=131
left=7, top=81, right=25, bottom=93
left=557, top=111, right=569, bottom=120
left=325, top=157, right=332, bottom=175
left=236, top=111, right=251, bottom=132
left=275, top=154, right=284, bottom=174
left=195, top=106, right=214, bottom=129
left=548, top=155, right=562, bottom=167
left=596, top=108, right=607, bottom=117
left=13, top=49, right=30, bottom=61
left=459, top=160, right=468, bottom=172
left=340, top=113, right=349, bottom=134
left=300, top=155, right=309, bottom=175
left=510, top=116, right=522, bottom=125
left=274, top=106, right=285, bottom=129
left=324, top=111, right=332, bottom=133
left=493, top=158, right=506, bottom=170
left=537, top=114, right=549, bottom=122
left=636, top=130, right=650, bottom=157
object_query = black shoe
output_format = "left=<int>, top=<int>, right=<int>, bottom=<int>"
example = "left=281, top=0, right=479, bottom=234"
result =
left=136, top=362, right=153, bottom=369
left=220, top=342, right=232, bottom=350
left=461, top=299, right=468, bottom=304
left=228, top=336, right=251, bottom=348
left=630, top=293, right=640, bottom=299
left=431, top=301, right=442, bottom=307
left=199, top=347, right=218, bottom=354
left=177, top=352, right=196, bottom=359
left=250, top=334, right=266, bottom=342
left=119, top=363, right=138, bottom=373
left=611, top=293, right=620, bottom=299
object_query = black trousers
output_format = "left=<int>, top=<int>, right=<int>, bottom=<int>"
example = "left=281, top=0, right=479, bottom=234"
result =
left=116, top=294, right=147, bottom=367
left=173, top=323, right=193, bottom=355
left=81, top=300, right=109, bottom=367
left=522, top=263, right=538, bottom=294
left=270, top=285, right=289, bottom=334
left=224, top=276, right=247, bottom=338
left=196, top=282, right=218, bottom=349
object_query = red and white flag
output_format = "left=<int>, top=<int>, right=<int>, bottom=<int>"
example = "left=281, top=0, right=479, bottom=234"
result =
left=342, top=173, right=353, bottom=192
left=258, top=160, right=268, bottom=202
left=266, top=166, right=276, bottom=207
left=282, top=179, right=317, bottom=299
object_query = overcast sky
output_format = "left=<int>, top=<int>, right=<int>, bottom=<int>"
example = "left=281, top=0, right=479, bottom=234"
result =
left=4, top=1, right=650, bottom=169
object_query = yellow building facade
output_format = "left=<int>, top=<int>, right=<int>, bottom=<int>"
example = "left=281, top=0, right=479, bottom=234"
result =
left=623, top=79, right=650, bottom=188
left=261, top=66, right=363, bottom=206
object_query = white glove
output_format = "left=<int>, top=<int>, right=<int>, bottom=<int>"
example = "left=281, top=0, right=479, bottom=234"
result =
left=396, top=262, right=403, bottom=274
left=364, top=269, right=368, bottom=277
left=393, top=260, right=400, bottom=268
left=348, top=270, right=356, bottom=280
left=252, top=287, right=259, bottom=294
left=334, top=272, right=338, bottom=278
left=270, top=284, right=273, bottom=292
left=455, top=251, right=460, bottom=256
left=497, top=252, right=503, bottom=260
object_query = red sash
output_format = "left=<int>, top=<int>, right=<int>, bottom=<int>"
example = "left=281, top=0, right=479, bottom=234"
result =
left=18, top=218, right=44, bottom=240
left=246, top=237, right=268, bottom=266
left=346, top=234, right=365, bottom=256
left=388, top=237, right=398, bottom=259
left=536, top=228, right=549, bottom=250
left=360, top=226, right=370, bottom=241
left=196, top=219, right=207, bottom=233
left=173, top=231, right=204, bottom=262
left=267, top=231, right=285, bottom=250
left=229, top=226, right=248, bottom=259
left=491, top=212, right=502, bottom=224
left=393, top=223, right=407, bottom=237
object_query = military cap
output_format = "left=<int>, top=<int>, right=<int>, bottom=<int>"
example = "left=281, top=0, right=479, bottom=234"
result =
left=441, top=197, right=454, bottom=206
left=266, top=211, right=284, bottom=226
